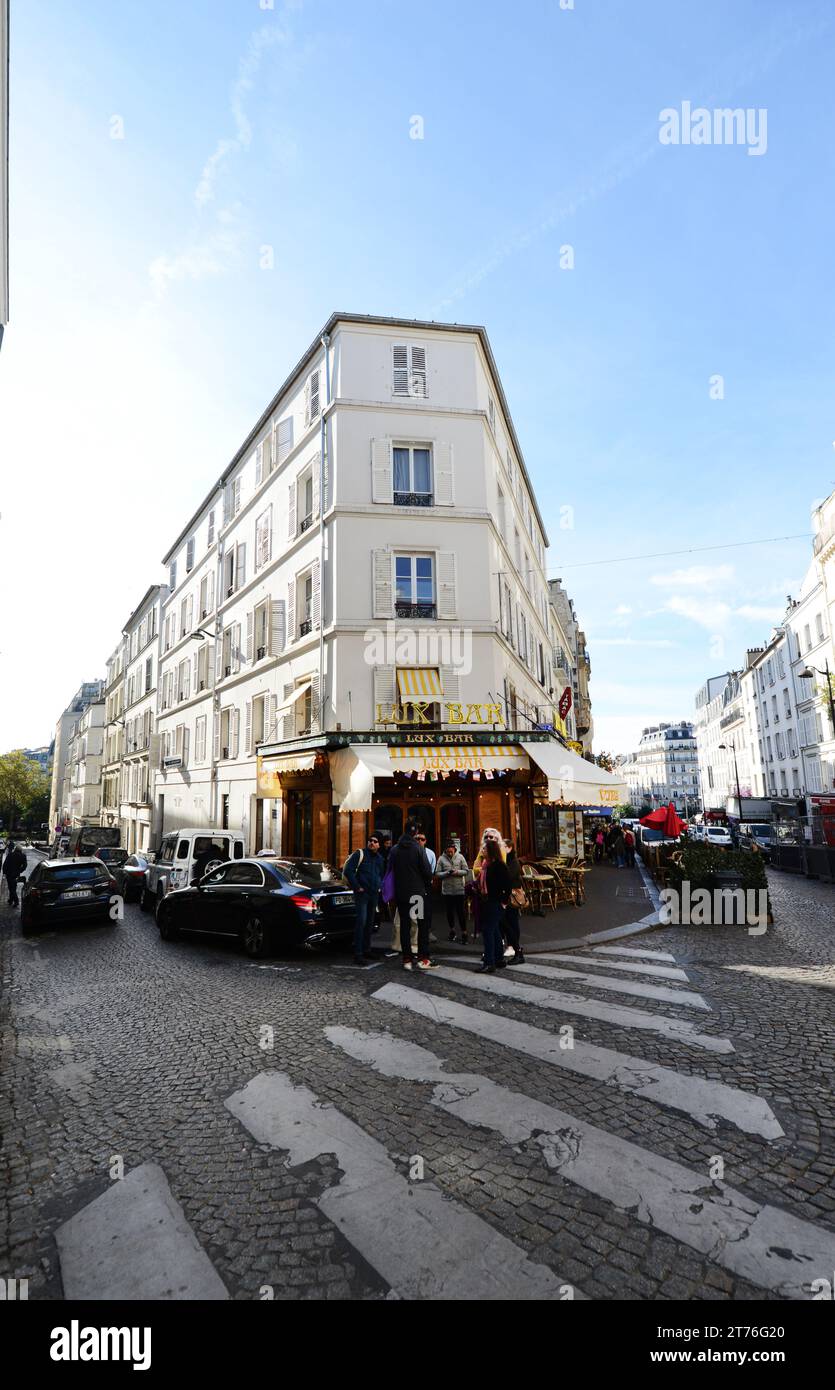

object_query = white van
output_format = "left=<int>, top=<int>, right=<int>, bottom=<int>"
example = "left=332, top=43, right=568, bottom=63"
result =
left=141, top=828, right=246, bottom=912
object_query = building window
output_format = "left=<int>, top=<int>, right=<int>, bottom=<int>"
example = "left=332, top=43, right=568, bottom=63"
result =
left=222, top=628, right=233, bottom=678
left=195, top=716, right=207, bottom=763
left=393, top=445, right=432, bottom=506
left=392, top=344, right=427, bottom=398
left=487, top=397, right=496, bottom=433
left=252, top=694, right=267, bottom=748
left=304, top=369, right=320, bottom=427
left=186, top=537, right=195, bottom=572
left=207, top=510, right=215, bottom=547
left=221, top=793, right=230, bottom=830
left=169, top=560, right=177, bottom=592
left=395, top=555, right=434, bottom=619
left=197, top=643, right=211, bottom=691
left=295, top=686, right=313, bottom=737
left=298, top=570, right=314, bottom=637
left=254, top=600, right=269, bottom=660
left=255, top=506, right=273, bottom=569
left=299, top=471, right=314, bottom=532
left=145, top=658, right=152, bottom=693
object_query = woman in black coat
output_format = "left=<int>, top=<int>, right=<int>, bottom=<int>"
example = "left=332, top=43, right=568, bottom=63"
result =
left=477, top=839, right=511, bottom=974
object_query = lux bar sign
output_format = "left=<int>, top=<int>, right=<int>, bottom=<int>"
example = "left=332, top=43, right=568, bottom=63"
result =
left=376, top=701, right=504, bottom=726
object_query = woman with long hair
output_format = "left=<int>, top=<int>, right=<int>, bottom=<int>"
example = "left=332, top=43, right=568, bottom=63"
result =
left=476, top=838, right=511, bottom=974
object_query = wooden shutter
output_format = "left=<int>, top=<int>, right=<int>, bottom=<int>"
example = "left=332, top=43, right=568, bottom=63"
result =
left=276, top=417, right=293, bottom=464
left=213, top=715, right=221, bottom=762
left=215, top=640, right=223, bottom=684
left=436, top=551, right=457, bottom=619
left=264, top=505, right=272, bottom=565
left=392, top=345, right=409, bottom=395
left=309, top=673, right=321, bottom=733
left=182, top=727, right=190, bottom=767
left=270, top=599, right=286, bottom=655
left=288, top=481, right=297, bottom=539
left=236, top=542, right=246, bottom=590
left=206, top=644, right=214, bottom=690
left=246, top=610, right=254, bottom=663
left=207, top=570, right=215, bottom=612
left=373, top=549, right=394, bottom=618
left=187, top=595, right=194, bottom=632
left=282, top=684, right=295, bottom=740
left=232, top=623, right=241, bottom=673
left=268, top=694, right=278, bottom=742
left=183, top=659, right=191, bottom=700
left=255, top=442, right=264, bottom=488
left=286, top=580, right=295, bottom=647
left=311, top=453, right=320, bottom=519
left=245, top=700, right=253, bottom=755
left=231, top=708, right=240, bottom=759
left=441, top=668, right=461, bottom=728
left=311, top=560, right=321, bottom=629
left=192, top=651, right=200, bottom=694
left=309, top=370, right=320, bottom=421
left=434, top=442, right=454, bottom=505
left=373, top=666, right=397, bottom=722
left=410, top=345, right=427, bottom=397
left=371, top=439, right=393, bottom=503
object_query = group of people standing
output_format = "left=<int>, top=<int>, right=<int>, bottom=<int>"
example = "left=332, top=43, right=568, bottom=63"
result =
left=592, top=821, right=635, bottom=868
left=342, top=823, right=525, bottom=974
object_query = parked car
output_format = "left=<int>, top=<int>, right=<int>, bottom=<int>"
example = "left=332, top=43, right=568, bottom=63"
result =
left=111, top=852, right=151, bottom=902
left=704, top=825, right=733, bottom=849
left=738, top=823, right=773, bottom=862
left=94, top=847, right=131, bottom=871
left=142, top=828, right=246, bottom=912
left=20, top=858, right=119, bottom=936
left=155, top=856, right=356, bottom=958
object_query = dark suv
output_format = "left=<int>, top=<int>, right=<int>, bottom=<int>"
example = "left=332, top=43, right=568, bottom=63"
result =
left=21, top=859, right=119, bottom=936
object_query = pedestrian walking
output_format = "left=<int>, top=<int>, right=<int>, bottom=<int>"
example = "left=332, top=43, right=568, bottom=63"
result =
left=611, top=823, right=626, bottom=868
left=390, top=821, right=436, bottom=971
left=624, top=826, right=636, bottom=868
left=436, top=840, right=470, bottom=943
left=476, top=839, right=511, bottom=974
left=471, top=828, right=505, bottom=941
left=3, top=840, right=27, bottom=908
left=502, top=838, right=525, bottom=963
left=344, top=833, right=384, bottom=965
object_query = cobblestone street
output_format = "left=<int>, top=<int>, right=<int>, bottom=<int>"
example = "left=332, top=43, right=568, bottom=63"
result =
left=2, top=852, right=834, bottom=1302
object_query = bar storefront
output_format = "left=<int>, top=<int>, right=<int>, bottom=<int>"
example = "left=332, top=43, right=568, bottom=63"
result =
left=257, top=728, right=625, bottom=865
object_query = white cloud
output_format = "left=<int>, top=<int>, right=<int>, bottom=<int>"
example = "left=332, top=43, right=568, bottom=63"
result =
left=614, top=604, right=632, bottom=615
left=664, top=595, right=733, bottom=630
left=594, top=638, right=676, bottom=648
left=651, top=564, right=734, bottom=589
left=735, top=604, right=784, bottom=623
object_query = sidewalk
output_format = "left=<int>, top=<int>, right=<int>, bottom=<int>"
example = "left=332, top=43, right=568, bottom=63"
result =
left=375, top=860, right=661, bottom=957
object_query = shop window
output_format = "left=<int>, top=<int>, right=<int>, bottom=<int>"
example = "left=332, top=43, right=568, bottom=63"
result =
left=374, top=804, right=403, bottom=845
left=291, top=791, right=313, bottom=857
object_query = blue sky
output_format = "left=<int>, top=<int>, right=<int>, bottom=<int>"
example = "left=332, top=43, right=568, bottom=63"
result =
left=2, top=0, right=834, bottom=752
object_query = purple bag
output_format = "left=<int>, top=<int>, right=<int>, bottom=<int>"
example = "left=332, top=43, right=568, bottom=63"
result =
left=381, top=863, right=396, bottom=905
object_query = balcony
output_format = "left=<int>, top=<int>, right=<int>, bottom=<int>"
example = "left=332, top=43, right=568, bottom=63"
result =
left=395, top=602, right=436, bottom=620
left=393, top=492, right=433, bottom=507
left=575, top=696, right=592, bottom=735
left=299, top=619, right=312, bottom=637
left=299, top=514, right=314, bottom=534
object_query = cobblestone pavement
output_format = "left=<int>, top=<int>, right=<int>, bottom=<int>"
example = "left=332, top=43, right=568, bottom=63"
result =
left=1, top=853, right=833, bottom=1301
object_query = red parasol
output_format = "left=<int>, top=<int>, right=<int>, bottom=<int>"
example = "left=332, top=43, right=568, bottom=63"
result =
left=640, top=802, right=686, bottom=837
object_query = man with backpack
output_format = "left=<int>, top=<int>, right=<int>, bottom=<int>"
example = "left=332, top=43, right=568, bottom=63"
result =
left=344, top=833, right=384, bottom=966
left=3, top=840, right=28, bottom=908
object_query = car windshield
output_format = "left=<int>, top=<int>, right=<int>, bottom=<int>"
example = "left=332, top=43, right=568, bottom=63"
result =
left=273, top=859, right=344, bottom=887
left=46, top=865, right=109, bottom=882
left=99, top=849, right=129, bottom=864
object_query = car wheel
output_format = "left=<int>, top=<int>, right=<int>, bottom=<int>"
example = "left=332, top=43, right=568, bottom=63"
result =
left=157, top=901, right=179, bottom=941
left=242, top=914, right=272, bottom=959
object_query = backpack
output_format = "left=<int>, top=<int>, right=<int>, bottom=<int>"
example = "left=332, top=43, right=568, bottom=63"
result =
left=342, top=847, right=363, bottom=878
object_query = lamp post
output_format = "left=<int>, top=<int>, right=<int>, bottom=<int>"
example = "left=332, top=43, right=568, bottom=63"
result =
left=718, top=741, right=742, bottom=824
left=799, top=659, right=835, bottom=745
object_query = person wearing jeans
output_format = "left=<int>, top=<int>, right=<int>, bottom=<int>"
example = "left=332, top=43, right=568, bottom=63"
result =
left=477, top=839, right=511, bottom=973
left=390, top=821, right=436, bottom=970
left=344, top=834, right=383, bottom=965
left=436, top=840, right=470, bottom=943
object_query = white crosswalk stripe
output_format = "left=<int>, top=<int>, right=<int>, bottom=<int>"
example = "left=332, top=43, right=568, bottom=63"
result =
left=226, top=1070, right=583, bottom=1300
left=430, top=965, right=727, bottom=1048
left=508, top=961, right=708, bottom=1009
left=592, top=944, right=676, bottom=962
left=372, top=983, right=783, bottom=1138
left=536, top=952, right=689, bottom=983
left=324, top=1026, right=832, bottom=1301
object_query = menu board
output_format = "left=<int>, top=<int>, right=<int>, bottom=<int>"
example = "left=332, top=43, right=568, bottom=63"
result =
left=574, top=810, right=586, bottom=861
left=557, top=810, right=577, bottom=857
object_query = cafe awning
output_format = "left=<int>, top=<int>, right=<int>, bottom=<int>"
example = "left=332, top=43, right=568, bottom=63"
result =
left=388, top=744, right=529, bottom=773
left=521, top=740, right=627, bottom=807
left=397, top=668, right=442, bottom=698
left=329, top=744, right=396, bottom=812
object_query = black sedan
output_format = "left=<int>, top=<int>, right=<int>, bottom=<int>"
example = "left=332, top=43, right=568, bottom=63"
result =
left=110, top=852, right=150, bottom=903
left=21, top=859, right=119, bottom=936
left=155, top=857, right=357, bottom=958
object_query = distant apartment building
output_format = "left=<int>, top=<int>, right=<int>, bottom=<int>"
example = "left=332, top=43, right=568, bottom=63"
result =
left=101, top=640, right=126, bottom=832
left=120, top=585, right=167, bottom=852
left=48, top=681, right=105, bottom=831
left=620, top=722, right=700, bottom=813
left=548, top=578, right=593, bottom=751
left=66, top=701, right=106, bottom=827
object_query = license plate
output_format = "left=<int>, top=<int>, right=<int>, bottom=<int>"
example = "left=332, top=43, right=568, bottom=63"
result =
left=331, top=894, right=354, bottom=907
left=63, top=889, right=92, bottom=899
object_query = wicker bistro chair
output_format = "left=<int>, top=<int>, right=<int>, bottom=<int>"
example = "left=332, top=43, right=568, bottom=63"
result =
left=521, top=863, right=544, bottom=914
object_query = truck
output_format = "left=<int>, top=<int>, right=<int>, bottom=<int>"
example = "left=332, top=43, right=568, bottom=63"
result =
left=64, top=826, right=121, bottom=858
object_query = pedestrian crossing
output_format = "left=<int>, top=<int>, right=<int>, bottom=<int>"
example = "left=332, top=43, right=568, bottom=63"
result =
left=220, top=942, right=835, bottom=1301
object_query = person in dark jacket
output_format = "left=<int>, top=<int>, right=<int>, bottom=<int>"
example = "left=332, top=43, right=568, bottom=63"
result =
left=477, top=839, right=511, bottom=973
left=3, top=841, right=27, bottom=907
left=344, top=833, right=384, bottom=965
left=390, top=821, right=436, bottom=971
left=611, top=824, right=626, bottom=868
left=502, top=838, right=525, bottom=963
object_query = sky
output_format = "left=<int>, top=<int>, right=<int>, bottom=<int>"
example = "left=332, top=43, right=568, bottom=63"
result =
left=1, top=0, right=834, bottom=755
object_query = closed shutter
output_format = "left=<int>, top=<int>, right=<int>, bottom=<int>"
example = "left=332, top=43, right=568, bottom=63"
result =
left=373, top=549, right=394, bottom=618
left=374, top=666, right=397, bottom=722
left=440, top=668, right=460, bottom=729
left=309, top=370, right=320, bottom=421
left=236, top=542, right=246, bottom=590
left=309, top=673, right=321, bottom=733
left=436, top=551, right=457, bottom=619
left=268, top=694, right=278, bottom=742
left=270, top=599, right=286, bottom=656
left=246, top=610, right=254, bottom=663
left=245, top=701, right=252, bottom=755
left=311, top=453, right=320, bottom=519
left=231, top=708, right=240, bottom=759
left=207, top=570, right=215, bottom=613
left=170, top=612, right=177, bottom=646
left=392, top=345, right=409, bottom=396
left=410, top=345, right=427, bottom=397
left=276, top=417, right=293, bottom=464
left=288, top=481, right=297, bottom=539
left=434, top=442, right=454, bottom=505
left=282, top=684, right=295, bottom=740
left=182, top=727, right=190, bottom=768
left=371, top=439, right=393, bottom=503
left=187, top=595, right=194, bottom=632
left=215, top=640, right=223, bottom=685
left=264, top=505, right=272, bottom=564
left=213, top=716, right=221, bottom=762
left=232, top=623, right=241, bottom=673
left=255, top=437, right=266, bottom=487
left=183, top=660, right=191, bottom=700
left=286, top=580, right=295, bottom=647
left=311, top=560, right=321, bottom=630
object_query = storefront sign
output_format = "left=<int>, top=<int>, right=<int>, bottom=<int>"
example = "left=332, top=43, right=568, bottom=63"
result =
left=558, top=687, right=572, bottom=720
left=375, top=701, right=504, bottom=726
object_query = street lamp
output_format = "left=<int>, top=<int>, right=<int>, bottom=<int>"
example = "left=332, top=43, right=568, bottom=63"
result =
left=718, top=741, right=743, bottom=822
left=193, top=628, right=214, bottom=642
left=798, top=660, right=835, bottom=742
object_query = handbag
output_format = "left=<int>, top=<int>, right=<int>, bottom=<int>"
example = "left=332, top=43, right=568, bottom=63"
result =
left=510, top=886, right=528, bottom=910
left=381, top=863, right=396, bottom=905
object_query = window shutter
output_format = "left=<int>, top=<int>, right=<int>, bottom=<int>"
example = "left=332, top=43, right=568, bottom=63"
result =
left=288, top=480, right=297, bottom=539
left=206, top=644, right=214, bottom=689
left=268, top=694, right=278, bottom=742
left=276, top=417, right=293, bottom=464
left=236, top=542, right=246, bottom=590
left=245, top=700, right=253, bottom=755
left=392, top=345, right=409, bottom=396
left=192, top=652, right=199, bottom=694
left=207, top=571, right=215, bottom=612
left=441, top=668, right=460, bottom=728
left=270, top=599, right=286, bottom=656
left=187, top=595, right=194, bottom=632
left=498, top=582, right=504, bottom=633
left=434, top=442, right=454, bottom=505
left=183, top=660, right=191, bottom=700
left=304, top=378, right=310, bottom=427
left=255, top=442, right=264, bottom=488
left=213, top=716, right=221, bottom=763
left=215, top=641, right=223, bottom=685
left=309, top=370, right=320, bottom=422
left=231, top=708, right=240, bottom=759
left=311, top=453, right=320, bottom=519
left=246, top=610, right=254, bottom=662
left=410, top=346, right=427, bottom=397
left=223, top=485, right=230, bottom=526
left=286, top=581, right=295, bottom=648
left=171, top=612, right=177, bottom=646
left=309, top=673, right=321, bottom=733
left=182, top=727, right=190, bottom=768
left=233, top=478, right=241, bottom=515
left=371, top=439, right=393, bottom=503
left=312, top=560, right=321, bottom=630
left=282, top=684, right=295, bottom=740
left=232, top=623, right=241, bottom=673
left=437, top=551, right=457, bottom=619
left=373, top=666, right=397, bottom=722
left=265, top=505, right=272, bottom=564
left=373, top=549, right=394, bottom=618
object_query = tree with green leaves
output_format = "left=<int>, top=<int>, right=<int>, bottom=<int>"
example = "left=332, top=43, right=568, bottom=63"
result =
left=0, top=751, right=51, bottom=831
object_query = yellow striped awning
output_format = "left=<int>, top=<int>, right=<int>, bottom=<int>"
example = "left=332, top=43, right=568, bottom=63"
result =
left=389, top=745, right=529, bottom=773
left=397, top=668, right=442, bottom=699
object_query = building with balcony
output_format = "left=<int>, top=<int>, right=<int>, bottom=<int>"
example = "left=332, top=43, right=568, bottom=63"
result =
left=66, top=701, right=106, bottom=827
left=119, top=584, right=167, bottom=852
left=621, top=722, right=700, bottom=813
left=547, top=579, right=594, bottom=752
left=48, top=681, right=105, bottom=832
left=101, top=640, right=126, bottom=833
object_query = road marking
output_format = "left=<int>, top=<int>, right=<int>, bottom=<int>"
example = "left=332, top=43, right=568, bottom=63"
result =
left=371, top=984, right=782, bottom=1138
left=537, top=952, right=689, bottom=983
left=55, top=1163, right=228, bottom=1300
left=443, top=956, right=709, bottom=1011
left=326, top=1027, right=831, bottom=1301
left=592, top=945, right=676, bottom=962
left=225, top=1071, right=581, bottom=1300
left=424, top=966, right=733, bottom=1052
